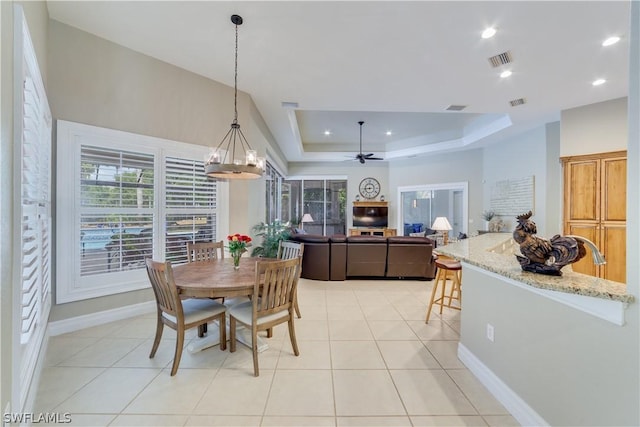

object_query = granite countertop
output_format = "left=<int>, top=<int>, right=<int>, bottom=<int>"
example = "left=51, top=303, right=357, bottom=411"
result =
left=436, top=233, right=634, bottom=304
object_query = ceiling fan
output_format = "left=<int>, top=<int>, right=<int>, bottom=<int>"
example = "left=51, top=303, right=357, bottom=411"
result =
left=353, top=121, right=383, bottom=164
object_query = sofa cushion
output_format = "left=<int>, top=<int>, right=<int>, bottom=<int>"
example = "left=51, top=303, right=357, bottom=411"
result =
left=346, top=235, right=387, bottom=244
left=387, top=236, right=433, bottom=245
left=290, top=234, right=330, bottom=243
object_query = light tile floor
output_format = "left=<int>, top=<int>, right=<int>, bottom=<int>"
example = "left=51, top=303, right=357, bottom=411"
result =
left=35, top=278, right=520, bottom=427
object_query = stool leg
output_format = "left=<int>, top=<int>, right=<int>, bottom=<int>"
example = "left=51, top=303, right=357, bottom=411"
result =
left=439, top=270, right=448, bottom=314
left=425, top=269, right=442, bottom=323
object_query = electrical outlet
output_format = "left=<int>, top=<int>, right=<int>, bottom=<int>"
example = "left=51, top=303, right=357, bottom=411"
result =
left=486, top=323, right=495, bottom=342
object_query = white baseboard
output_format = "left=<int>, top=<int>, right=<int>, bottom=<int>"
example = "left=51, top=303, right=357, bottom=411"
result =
left=457, top=343, right=549, bottom=427
left=47, top=301, right=156, bottom=336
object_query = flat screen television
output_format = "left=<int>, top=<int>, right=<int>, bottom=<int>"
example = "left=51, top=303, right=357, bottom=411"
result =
left=353, top=206, right=388, bottom=228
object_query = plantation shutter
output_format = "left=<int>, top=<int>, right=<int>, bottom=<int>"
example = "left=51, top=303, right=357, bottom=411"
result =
left=164, top=157, right=217, bottom=263
left=16, top=8, right=52, bottom=410
left=79, top=146, right=155, bottom=276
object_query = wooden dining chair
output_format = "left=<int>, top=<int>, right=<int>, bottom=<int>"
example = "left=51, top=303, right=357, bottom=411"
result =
left=229, top=257, right=302, bottom=376
left=186, top=241, right=224, bottom=263
left=277, top=240, right=304, bottom=318
left=145, top=259, right=227, bottom=376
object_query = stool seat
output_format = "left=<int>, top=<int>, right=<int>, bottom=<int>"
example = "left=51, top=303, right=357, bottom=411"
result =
left=426, top=259, right=462, bottom=323
left=435, top=259, right=461, bottom=270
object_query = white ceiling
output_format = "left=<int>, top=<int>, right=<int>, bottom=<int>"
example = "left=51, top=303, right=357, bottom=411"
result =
left=46, top=1, right=630, bottom=163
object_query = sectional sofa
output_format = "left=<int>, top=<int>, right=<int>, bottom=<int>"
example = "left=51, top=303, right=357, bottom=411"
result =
left=289, top=234, right=437, bottom=281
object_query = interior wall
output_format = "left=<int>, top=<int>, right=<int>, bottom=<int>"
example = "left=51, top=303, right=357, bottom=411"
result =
left=46, top=19, right=275, bottom=321
left=482, top=125, right=554, bottom=235
left=560, top=97, right=628, bottom=157
left=389, top=149, right=483, bottom=235
left=461, top=266, right=639, bottom=426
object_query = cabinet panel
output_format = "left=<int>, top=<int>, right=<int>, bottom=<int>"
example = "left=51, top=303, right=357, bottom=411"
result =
left=601, top=158, right=626, bottom=222
left=601, top=224, right=626, bottom=283
left=566, top=160, right=599, bottom=221
left=566, top=223, right=598, bottom=277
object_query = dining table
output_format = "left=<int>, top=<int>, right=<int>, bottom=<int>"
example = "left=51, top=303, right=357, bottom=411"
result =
left=172, top=256, right=275, bottom=353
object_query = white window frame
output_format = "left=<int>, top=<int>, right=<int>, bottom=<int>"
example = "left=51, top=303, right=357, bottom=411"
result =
left=56, top=121, right=228, bottom=303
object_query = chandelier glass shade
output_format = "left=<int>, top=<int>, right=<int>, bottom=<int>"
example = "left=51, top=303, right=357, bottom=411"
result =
left=205, top=14, right=264, bottom=180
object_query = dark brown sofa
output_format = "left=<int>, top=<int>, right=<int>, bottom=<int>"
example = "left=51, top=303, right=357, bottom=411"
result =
left=290, top=233, right=436, bottom=281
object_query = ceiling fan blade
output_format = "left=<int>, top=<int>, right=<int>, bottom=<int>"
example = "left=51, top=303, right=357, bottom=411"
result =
left=363, top=153, right=375, bottom=158
left=368, top=157, right=384, bottom=160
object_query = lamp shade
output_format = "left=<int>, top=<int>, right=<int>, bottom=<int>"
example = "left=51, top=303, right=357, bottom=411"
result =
left=431, top=216, right=452, bottom=231
left=301, top=213, right=314, bottom=223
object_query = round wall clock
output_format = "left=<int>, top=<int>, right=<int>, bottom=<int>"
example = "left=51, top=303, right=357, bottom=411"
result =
left=359, top=177, right=381, bottom=199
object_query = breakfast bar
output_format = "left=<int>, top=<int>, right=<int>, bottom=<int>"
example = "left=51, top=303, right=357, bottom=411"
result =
left=435, top=233, right=638, bottom=426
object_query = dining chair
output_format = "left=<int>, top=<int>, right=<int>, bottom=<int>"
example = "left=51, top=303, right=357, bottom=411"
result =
left=277, top=240, right=304, bottom=318
left=186, top=240, right=224, bottom=263
left=229, top=257, right=302, bottom=376
left=145, top=259, right=227, bottom=376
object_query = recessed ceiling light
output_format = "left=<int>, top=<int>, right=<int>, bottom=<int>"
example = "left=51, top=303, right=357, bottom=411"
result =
left=500, top=70, right=512, bottom=78
left=592, top=79, right=606, bottom=86
left=324, top=130, right=332, bottom=136
left=482, top=27, right=497, bottom=39
left=602, top=36, right=621, bottom=47
left=386, top=131, right=393, bottom=136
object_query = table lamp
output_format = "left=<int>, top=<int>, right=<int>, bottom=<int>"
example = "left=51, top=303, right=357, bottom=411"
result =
left=301, top=213, right=314, bottom=231
left=432, top=216, right=453, bottom=245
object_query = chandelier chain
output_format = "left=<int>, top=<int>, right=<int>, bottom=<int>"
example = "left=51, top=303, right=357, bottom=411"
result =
left=233, top=19, right=239, bottom=124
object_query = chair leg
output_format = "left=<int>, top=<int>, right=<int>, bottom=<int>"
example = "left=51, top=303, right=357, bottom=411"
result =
left=218, top=314, right=226, bottom=351
left=252, top=324, right=259, bottom=377
left=267, top=328, right=273, bottom=338
left=171, top=328, right=185, bottom=376
left=149, top=316, right=164, bottom=358
left=288, top=316, right=300, bottom=356
left=229, top=316, right=237, bottom=353
left=294, top=290, right=302, bottom=318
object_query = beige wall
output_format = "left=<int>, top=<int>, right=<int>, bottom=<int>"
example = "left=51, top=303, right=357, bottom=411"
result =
left=46, top=20, right=280, bottom=321
left=389, top=149, right=484, bottom=234
left=560, top=97, right=628, bottom=157
left=461, top=266, right=639, bottom=426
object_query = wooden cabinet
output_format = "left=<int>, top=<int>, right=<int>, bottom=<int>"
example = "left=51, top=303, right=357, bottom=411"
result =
left=562, top=151, right=626, bottom=282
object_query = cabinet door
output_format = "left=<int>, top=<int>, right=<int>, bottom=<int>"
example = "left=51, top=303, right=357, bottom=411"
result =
left=565, top=160, right=600, bottom=222
left=566, top=223, right=599, bottom=277
left=600, top=224, right=626, bottom=283
left=601, top=157, right=626, bottom=222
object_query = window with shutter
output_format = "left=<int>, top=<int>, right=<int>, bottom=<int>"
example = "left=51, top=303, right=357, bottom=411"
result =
left=14, top=7, right=52, bottom=411
left=56, top=121, right=224, bottom=303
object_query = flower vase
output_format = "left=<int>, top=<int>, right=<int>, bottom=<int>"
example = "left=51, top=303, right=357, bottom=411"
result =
left=232, top=252, right=241, bottom=270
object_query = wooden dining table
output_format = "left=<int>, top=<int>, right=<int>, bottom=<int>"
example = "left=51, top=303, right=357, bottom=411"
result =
left=172, top=256, right=264, bottom=299
left=171, top=256, right=275, bottom=353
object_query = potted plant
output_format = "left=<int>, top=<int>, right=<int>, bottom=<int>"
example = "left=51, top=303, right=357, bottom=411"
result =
left=250, top=220, right=291, bottom=258
left=482, top=210, right=495, bottom=231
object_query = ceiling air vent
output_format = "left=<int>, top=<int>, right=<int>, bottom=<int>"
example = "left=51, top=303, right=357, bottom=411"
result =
left=445, top=104, right=467, bottom=111
left=509, top=98, right=527, bottom=107
left=488, top=51, right=513, bottom=68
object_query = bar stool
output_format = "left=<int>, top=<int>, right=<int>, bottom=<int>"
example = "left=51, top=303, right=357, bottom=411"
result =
left=425, top=258, right=462, bottom=323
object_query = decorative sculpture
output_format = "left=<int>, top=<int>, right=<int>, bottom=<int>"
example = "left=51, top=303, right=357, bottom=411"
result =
left=513, top=211, right=586, bottom=276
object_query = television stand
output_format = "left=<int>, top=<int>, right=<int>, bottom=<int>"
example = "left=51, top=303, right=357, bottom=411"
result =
left=349, top=228, right=397, bottom=237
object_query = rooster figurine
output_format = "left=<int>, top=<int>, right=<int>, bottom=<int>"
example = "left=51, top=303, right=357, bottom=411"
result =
left=513, top=211, right=586, bottom=276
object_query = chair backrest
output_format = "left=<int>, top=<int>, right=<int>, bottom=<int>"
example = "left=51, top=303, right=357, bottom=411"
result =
left=145, top=259, right=183, bottom=321
left=187, top=241, right=224, bottom=263
left=277, top=241, right=304, bottom=260
left=254, top=257, right=301, bottom=317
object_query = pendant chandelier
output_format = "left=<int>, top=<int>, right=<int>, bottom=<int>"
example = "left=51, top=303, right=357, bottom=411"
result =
left=205, top=14, right=264, bottom=180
